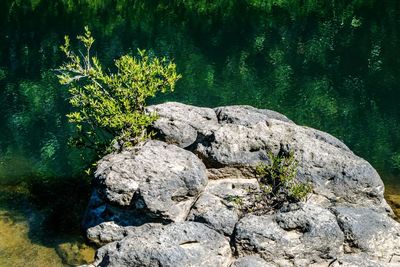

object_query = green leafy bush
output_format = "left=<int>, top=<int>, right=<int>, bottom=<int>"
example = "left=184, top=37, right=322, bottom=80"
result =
left=57, top=27, right=181, bottom=153
left=256, top=150, right=312, bottom=202
left=226, top=150, right=312, bottom=215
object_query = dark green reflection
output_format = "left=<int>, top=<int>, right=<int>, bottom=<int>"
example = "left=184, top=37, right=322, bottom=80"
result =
left=0, top=0, right=399, bottom=182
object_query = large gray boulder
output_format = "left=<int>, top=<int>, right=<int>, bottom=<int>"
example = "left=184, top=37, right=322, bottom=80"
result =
left=89, top=222, right=232, bottom=267
left=82, top=102, right=399, bottom=267
left=150, top=102, right=385, bottom=208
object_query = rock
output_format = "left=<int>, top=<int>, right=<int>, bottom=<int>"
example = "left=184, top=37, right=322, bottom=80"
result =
left=206, top=166, right=255, bottom=180
left=83, top=190, right=107, bottom=229
left=93, top=140, right=208, bottom=222
left=90, top=222, right=232, bottom=267
left=187, top=192, right=239, bottom=236
left=215, top=105, right=294, bottom=126
left=331, top=253, right=399, bottom=267
left=230, top=255, right=274, bottom=267
left=56, top=242, right=95, bottom=266
left=149, top=102, right=385, bottom=207
left=234, top=204, right=344, bottom=266
left=187, top=179, right=258, bottom=235
left=333, top=206, right=400, bottom=261
left=195, top=123, right=275, bottom=167
left=147, top=102, right=219, bottom=148
left=195, top=121, right=384, bottom=207
left=204, top=178, right=259, bottom=198
left=82, top=191, right=156, bottom=231
left=86, top=222, right=134, bottom=246
left=82, top=102, right=400, bottom=267
left=302, top=127, right=351, bottom=152
left=150, top=118, right=198, bottom=148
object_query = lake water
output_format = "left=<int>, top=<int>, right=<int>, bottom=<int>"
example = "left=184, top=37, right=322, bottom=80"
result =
left=0, top=0, right=400, bottom=265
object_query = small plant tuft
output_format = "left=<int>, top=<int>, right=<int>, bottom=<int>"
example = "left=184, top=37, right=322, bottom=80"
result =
left=226, top=150, right=312, bottom=216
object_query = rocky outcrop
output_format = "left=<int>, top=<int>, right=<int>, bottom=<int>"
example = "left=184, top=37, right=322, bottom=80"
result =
left=149, top=103, right=385, bottom=208
left=83, top=102, right=400, bottom=267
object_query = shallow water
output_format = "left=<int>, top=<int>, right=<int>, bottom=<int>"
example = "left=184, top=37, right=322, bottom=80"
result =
left=384, top=174, right=400, bottom=221
left=0, top=185, right=95, bottom=266
left=0, top=212, right=65, bottom=267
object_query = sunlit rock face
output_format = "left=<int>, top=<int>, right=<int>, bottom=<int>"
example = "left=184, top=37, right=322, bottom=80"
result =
left=82, top=102, right=400, bottom=267
left=83, top=140, right=208, bottom=229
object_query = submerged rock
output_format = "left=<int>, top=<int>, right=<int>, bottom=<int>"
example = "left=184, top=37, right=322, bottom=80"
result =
left=56, top=242, right=95, bottom=266
left=82, top=102, right=399, bottom=267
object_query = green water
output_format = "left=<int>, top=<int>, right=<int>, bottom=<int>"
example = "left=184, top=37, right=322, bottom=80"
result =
left=1, top=0, right=400, bottom=265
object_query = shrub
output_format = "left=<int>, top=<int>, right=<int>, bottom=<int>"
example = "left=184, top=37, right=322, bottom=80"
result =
left=256, top=150, right=312, bottom=202
left=57, top=27, right=181, bottom=154
left=226, top=150, right=312, bottom=215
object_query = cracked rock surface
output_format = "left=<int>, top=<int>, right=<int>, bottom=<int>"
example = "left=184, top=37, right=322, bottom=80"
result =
left=82, top=102, right=400, bottom=267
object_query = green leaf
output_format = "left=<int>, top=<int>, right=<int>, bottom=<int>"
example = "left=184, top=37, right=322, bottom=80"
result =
left=57, top=27, right=181, bottom=154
